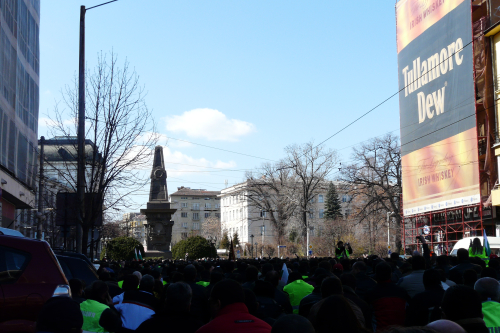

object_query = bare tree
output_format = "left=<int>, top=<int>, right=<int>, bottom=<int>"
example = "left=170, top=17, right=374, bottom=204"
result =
left=47, top=53, right=158, bottom=255
left=201, top=216, right=222, bottom=246
left=285, top=142, right=339, bottom=238
left=340, top=133, right=402, bottom=253
left=241, top=161, right=298, bottom=244
left=100, top=221, right=125, bottom=239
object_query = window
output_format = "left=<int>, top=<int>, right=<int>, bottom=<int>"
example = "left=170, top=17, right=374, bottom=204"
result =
left=182, top=222, right=188, bottom=228
left=215, top=203, right=220, bottom=209
left=310, top=197, right=315, bottom=203
left=193, top=213, right=200, bottom=220
left=319, top=209, right=324, bottom=218
left=0, top=246, right=30, bottom=284
left=181, top=212, right=188, bottom=218
left=193, top=222, right=200, bottom=230
left=205, top=213, right=210, bottom=218
left=205, top=203, right=211, bottom=209
left=260, top=211, right=267, bottom=218
left=309, top=210, right=314, bottom=219
left=342, top=195, right=351, bottom=203
left=181, top=203, right=188, bottom=208
left=205, top=197, right=211, bottom=200
left=345, top=209, right=352, bottom=217
left=181, top=232, right=188, bottom=239
left=215, top=213, right=220, bottom=218
left=192, top=203, right=200, bottom=210
left=181, top=197, right=188, bottom=199
left=318, top=195, right=324, bottom=203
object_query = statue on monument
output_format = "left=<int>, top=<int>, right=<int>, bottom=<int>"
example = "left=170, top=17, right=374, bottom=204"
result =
left=140, top=146, right=176, bottom=258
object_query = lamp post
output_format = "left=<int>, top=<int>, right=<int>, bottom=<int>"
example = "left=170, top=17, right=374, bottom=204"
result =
left=76, top=0, right=118, bottom=254
left=387, top=211, right=398, bottom=254
left=250, top=234, right=254, bottom=257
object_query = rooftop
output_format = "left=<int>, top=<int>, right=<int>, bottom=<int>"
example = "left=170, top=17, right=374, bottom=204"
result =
left=170, top=186, right=221, bottom=197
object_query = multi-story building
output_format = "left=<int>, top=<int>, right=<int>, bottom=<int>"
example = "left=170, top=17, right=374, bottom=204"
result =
left=0, top=0, right=40, bottom=229
left=220, top=180, right=352, bottom=247
left=120, top=212, right=147, bottom=247
left=169, top=187, right=221, bottom=244
left=18, top=137, right=100, bottom=249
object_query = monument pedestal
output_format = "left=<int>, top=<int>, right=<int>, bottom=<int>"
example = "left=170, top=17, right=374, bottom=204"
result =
left=140, top=147, right=176, bottom=258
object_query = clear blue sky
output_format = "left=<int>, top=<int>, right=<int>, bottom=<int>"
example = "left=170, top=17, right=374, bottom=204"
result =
left=39, top=1, right=400, bottom=213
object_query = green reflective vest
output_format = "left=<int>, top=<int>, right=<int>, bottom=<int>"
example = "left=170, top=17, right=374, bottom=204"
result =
left=118, top=280, right=123, bottom=288
left=196, top=281, right=210, bottom=287
left=162, top=280, right=167, bottom=286
left=482, top=301, right=500, bottom=332
left=336, top=247, right=350, bottom=260
left=469, top=247, right=489, bottom=266
left=283, top=280, right=314, bottom=314
left=80, top=299, right=109, bottom=333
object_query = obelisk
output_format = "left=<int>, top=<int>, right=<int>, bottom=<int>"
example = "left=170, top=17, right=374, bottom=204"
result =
left=140, top=146, right=176, bottom=258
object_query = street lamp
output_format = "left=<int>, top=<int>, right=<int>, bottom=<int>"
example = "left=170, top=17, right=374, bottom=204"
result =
left=76, top=0, right=118, bottom=254
left=250, top=234, right=254, bottom=257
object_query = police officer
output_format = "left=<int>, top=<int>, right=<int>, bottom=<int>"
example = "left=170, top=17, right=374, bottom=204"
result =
left=335, top=241, right=353, bottom=260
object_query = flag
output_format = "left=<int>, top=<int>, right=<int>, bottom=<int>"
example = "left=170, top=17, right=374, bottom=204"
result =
left=279, top=263, right=288, bottom=288
left=138, top=248, right=143, bottom=261
left=133, top=248, right=138, bottom=261
left=483, top=229, right=491, bottom=257
left=228, top=240, right=235, bottom=261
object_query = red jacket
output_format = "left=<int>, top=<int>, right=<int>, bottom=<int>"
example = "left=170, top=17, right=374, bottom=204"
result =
left=195, top=303, right=271, bottom=333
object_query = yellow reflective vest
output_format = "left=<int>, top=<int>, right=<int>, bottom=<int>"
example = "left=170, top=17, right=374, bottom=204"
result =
left=283, top=280, right=314, bottom=314
left=80, top=299, right=109, bottom=333
left=469, top=247, right=489, bottom=266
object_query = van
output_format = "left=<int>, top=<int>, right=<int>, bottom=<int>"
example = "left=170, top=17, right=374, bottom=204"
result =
left=450, top=236, right=500, bottom=256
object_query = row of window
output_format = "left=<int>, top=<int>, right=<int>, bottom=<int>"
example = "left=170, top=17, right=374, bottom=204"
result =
left=179, top=196, right=219, bottom=200
left=180, top=212, right=220, bottom=219
left=180, top=202, right=220, bottom=209
left=181, top=222, right=200, bottom=230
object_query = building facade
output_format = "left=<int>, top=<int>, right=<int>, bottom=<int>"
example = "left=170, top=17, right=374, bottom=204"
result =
left=220, top=180, right=352, bottom=248
left=120, top=212, right=147, bottom=248
left=0, top=0, right=40, bottom=229
left=169, top=187, right=221, bottom=244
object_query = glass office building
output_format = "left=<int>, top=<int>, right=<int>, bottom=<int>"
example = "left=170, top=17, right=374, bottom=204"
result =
left=0, top=0, right=40, bottom=228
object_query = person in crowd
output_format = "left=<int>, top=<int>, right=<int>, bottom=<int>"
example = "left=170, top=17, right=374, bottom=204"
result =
left=115, top=274, right=158, bottom=331
left=441, top=285, right=489, bottom=333
left=340, top=273, right=372, bottom=329
left=463, top=269, right=479, bottom=288
left=310, top=295, right=370, bottom=333
left=113, top=274, right=140, bottom=305
left=99, top=270, right=122, bottom=298
left=469, top=238, right=488, bottom=265
left=405, top=269, right=444, bottom=326
left=36, top=297, right=84, bottom=333
left=242, top=265, right=259, bottom=291
left=299, top=269, right=328, bottom=317
left=69, top=278, right=86, bottom=304
left=449, top=249, right=482, bottom=278
left=398, top=255, right=426, bottom=298
left=474, top=277, right=500, bottom=332
left=283, top=272, right=314, bottom=314
left=271, top=314, right=315, bottom=333
left=265, top=270, right=293, bottom=314
left=335, top=241, right=353, bottom=260
left=351, top=261, right=377, bottom=301
left=136, top=282, right=203, bottom=333
left=427, top=319, right=467, bottom=333
left=253, top=280, right=283, bottom=321
left=366, top=261, right=410, bottom=332
left=196, top=279, right=272, bottom=333
left=184, top=264, right=210, bottom=322
left=80, top=280, right=122, bottom=333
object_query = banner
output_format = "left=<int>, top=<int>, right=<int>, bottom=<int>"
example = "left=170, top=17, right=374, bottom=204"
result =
left=397, top=0, right=480, bottom=216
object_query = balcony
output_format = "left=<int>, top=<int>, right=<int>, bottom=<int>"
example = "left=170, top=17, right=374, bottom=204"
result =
left=191, top=208, right=200, bottom=211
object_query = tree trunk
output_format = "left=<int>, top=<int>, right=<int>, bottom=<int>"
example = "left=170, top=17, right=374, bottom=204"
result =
left=81, top=223, right=89, bottom=257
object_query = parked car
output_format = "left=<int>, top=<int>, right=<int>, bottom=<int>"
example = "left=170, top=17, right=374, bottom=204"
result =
left=56, top=253, right=98, bottom=287
left=0, top=234, right=71, bottom=333
left=450, top=236, right=500, bottom=256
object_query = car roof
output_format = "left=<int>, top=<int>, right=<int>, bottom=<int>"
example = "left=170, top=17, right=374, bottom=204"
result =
left=0, top=227, right=25, bottom=237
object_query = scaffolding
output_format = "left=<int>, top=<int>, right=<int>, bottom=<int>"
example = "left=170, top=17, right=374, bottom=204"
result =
left=401, top=204, right=484, bottom=255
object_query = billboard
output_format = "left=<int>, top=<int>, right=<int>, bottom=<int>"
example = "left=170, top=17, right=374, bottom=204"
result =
left=397, top=0, right=480, bottom=216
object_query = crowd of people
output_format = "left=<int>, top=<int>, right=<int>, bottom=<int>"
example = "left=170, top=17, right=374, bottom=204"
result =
left=35, top=236, right=500, bottom=333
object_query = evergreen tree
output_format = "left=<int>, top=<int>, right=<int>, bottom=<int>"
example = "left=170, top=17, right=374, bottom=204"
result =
left=220, top=231, right=230, bottom=249
left=233, top=232, right=240, bottom=246
left=325, top=182, right=343, bottom=220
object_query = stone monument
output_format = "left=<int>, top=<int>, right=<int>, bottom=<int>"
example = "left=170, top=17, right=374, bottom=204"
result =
left=140, top=146, right=176, bottom=258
